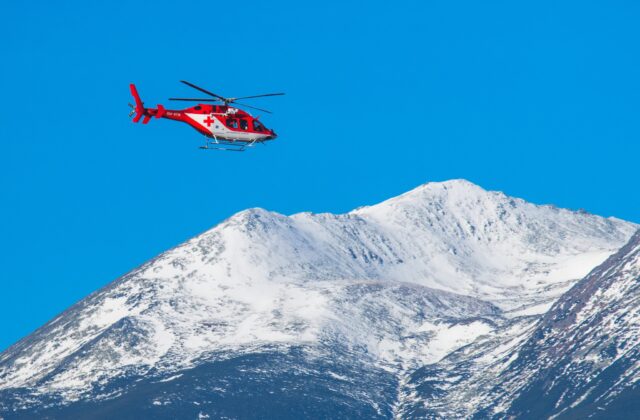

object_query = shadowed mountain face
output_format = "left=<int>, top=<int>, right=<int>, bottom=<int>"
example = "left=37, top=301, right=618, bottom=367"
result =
left=0, top=180, right=637, bottom=419
left=493, top=230, right=640, bottom=419
left=399, top=231, right=640, bottom=419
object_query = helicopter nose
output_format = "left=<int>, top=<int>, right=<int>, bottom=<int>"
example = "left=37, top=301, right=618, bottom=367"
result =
left=269, top=129, right=277, bottom=139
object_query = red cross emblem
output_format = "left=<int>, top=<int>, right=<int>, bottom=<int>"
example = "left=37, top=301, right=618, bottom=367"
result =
left=203, top=116, right=214, bottom=127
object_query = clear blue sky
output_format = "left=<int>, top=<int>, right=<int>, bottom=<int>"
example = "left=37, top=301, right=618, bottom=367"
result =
left=1, top=1, right=639, bottom=351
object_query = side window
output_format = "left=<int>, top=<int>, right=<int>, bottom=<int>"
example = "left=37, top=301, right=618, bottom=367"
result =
left=227, top=118, right=238, bottom=129
left=253, top=120, right=265, bottom=132
left=239, top=119, right=248, bottom=130
left=194, top=105, right=202, bottom=111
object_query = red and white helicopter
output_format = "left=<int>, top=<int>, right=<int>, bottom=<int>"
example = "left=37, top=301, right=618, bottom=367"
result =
left=129, top=81, right=283, bottom=151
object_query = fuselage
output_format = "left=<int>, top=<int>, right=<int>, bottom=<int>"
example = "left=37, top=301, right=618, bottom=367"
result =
left=159, top=104, right=277, bottom=142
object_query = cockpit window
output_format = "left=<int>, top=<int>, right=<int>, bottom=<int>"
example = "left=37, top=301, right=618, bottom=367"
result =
left=227, top=118, right=238, bottom=128
left=253, top=120, right=265, bottom=132
left=194, top=106, right=202, bottom=111
left=239, top=119, right=248, bottom=130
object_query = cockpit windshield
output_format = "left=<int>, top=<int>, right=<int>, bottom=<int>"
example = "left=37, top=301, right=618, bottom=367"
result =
left=253, top=120, right=266, bottom=132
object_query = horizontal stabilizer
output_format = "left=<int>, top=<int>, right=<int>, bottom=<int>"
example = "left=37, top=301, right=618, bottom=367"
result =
left=156, top=104, right=166, bottom=119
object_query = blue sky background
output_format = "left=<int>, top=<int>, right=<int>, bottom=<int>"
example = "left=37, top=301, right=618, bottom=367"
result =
left=1, top=1, right=639, bottom=350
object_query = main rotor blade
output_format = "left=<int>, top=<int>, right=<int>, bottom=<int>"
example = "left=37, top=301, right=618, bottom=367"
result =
left=180, top=80, right=228, bottom=102
left=232, top=102, right=273, bottom=114
left=229, top=93, right=285, bottom=101
left=169, top=98, right=221, bottom=102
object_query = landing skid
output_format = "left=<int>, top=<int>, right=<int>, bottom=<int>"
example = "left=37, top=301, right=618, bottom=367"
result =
left=199, top=135, right=262, bottom=152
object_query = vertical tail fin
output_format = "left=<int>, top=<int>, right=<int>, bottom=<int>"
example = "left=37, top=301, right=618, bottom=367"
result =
left=129, top=84, right=145, bottom=123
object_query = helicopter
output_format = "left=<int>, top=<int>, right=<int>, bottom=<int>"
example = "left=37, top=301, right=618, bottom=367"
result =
left=129, top=81, right=284, bottom=151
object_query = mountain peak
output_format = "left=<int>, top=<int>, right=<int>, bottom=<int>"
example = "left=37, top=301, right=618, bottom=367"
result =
left=355, top=179, right=513, bottom=216
left=377, top=178, right=490, bottom=203
left=420, top=178, right=484, bottom=190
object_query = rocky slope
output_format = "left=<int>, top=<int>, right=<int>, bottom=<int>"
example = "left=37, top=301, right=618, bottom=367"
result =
left=400, top=231, right=640, bottom=419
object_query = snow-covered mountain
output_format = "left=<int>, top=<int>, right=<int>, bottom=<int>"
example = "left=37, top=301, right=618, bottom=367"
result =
left=0, top=179, right=637, bottom=419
